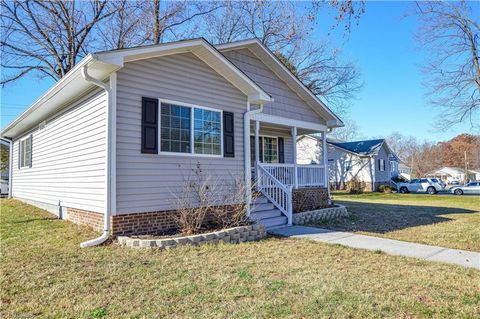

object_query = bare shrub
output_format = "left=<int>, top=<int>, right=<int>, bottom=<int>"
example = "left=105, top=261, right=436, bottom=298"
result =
left=171, top=163, right=254, bottom=235
left=346, top=177, right=366, bottom=194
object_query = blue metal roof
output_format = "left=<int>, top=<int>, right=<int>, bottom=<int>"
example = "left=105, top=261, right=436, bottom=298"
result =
left=328, top=139, right=385, bottom=156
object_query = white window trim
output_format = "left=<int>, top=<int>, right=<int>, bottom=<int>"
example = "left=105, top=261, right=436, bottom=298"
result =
left=158, top=98, right=224, bottom=158
left=250, top=134, right=279, bottom=164
left=19, top=134, right=32, bottom=169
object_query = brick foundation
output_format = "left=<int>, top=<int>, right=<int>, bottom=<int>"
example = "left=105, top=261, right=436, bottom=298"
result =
left=66, top=205, right=244, bottom=237
left=112, top=210, right=179, bottom=236
left=292, top=187, right=330, bottom=213
left=66, top=208, right=104, bottom=233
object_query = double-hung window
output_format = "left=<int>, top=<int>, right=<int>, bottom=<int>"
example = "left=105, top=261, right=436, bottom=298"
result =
left=19, top=135, right=32, bottom=168
left=378, top=159, right=386, bottom=171
left=250, top=136, right=279, bottom=164
left=160, top=101, right=222, bottom=156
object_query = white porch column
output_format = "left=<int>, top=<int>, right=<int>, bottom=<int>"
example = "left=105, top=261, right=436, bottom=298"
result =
left=322, top=132, right=330, bottom=196
left=292, top=127, right=298, bottom=189
left=254, top=120, right=260, bottom=189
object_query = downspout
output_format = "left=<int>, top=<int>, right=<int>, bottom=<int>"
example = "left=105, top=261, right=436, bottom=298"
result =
left=6, top=138, right=13, bottom=198
left=244, top=100, right=264, bottom=217
left=80, top=65, right=112, bottom=248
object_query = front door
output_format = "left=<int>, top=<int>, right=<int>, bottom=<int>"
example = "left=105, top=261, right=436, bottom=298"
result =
left=250, top=135, right=284, bottom=166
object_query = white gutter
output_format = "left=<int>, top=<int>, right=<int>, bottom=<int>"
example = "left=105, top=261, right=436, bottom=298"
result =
left=244, top=100, right=264, bottom=216
left=79, top=65, right=112, bottom=248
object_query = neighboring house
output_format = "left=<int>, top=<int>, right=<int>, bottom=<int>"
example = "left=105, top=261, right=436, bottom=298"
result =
left=426, top=167, right=480, bottom=183
left=297, top=137, right=400, bottom=191
left=1, top=38, right=343, bottom=241
left=398, top=163, right=412, bottom=180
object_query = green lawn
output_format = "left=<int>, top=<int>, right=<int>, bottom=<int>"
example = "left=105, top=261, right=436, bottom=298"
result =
left=1, top=199, right=479, bottom=319
left=322, top=192, right=480, bottom=251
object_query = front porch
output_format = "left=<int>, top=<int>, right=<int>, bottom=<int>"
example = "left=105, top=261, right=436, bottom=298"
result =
left=246, top=113, right=330, bottom=228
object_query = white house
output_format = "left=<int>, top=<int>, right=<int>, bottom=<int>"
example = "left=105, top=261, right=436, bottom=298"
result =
left=296, top=136, right=400, bottom=191
left=1, top=38, right=343, bottom=245
left=426, top=167, right=480, bottom=183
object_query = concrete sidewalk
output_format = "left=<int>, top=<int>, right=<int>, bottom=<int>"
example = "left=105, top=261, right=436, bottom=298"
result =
left=269, top=226, right=480, bottom=269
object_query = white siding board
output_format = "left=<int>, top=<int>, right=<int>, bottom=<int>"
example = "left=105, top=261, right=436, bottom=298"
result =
left=115, top=52, right=247, bottom=214
left=11, top=90, right=107, bottom=213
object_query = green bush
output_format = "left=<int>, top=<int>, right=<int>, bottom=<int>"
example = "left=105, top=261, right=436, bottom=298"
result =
left=378, top=184, right=393, bottom=193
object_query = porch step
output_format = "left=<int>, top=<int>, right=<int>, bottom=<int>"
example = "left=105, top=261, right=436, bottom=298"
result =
left=261, top=216, right=288, bottom=229
left=252, top=196, right=269, bottom=204
left=251, top=202, right=275, bottom=213
left=250, top=209, right=283, bottom=220
left=250, top=195, right=288, bottom=229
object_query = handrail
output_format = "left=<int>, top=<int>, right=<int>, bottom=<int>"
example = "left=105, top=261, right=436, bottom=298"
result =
left=259, top=163, right=326, bottom=188
left=257, top=164, right=292, bottom=226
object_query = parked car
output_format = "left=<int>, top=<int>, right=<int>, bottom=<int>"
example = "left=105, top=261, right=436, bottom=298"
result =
left=450, top=182, right=480, bottom=195
left=398, top=178, right=445, bottom=195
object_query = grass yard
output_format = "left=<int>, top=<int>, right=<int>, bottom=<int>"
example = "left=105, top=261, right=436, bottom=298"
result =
left=1, top=199, right=479, bottom=319
left=322, top=192, right=480, bottom=251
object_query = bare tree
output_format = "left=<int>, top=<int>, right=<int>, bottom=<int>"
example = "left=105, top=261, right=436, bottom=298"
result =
left=1, top=0, right=222, bottom=83
left=1, top=0, right=116, bottom=83
left=200, top=1, right=364, bottom=115
left=97, top=0, right=145, bottom=50
left=328, top=119, right=363, bottom=141
left=413, top=1, right=480, bottom=128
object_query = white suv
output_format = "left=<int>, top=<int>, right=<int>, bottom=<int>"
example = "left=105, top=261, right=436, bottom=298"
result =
left=398, top=178, right=445, bottom=195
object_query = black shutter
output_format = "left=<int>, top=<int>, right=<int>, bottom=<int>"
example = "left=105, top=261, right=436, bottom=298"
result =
left=141, top=97, right=158, bottom=154
left=223, top=111, right=235, bottom=157
left=278, top=137, right=284, bottom=163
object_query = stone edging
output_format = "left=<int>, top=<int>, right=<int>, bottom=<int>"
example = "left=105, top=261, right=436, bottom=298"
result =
left=118, top=224, right=266, bottom=249
left=293, top=204, right=348, bottom=225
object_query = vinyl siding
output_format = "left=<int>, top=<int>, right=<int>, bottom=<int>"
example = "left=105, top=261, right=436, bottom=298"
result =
left=222, top=48, right=326, bottom=125
left=375, top=145, right=392, bottom=183
left=327, top=146, right=373, bottom=184
left=115, top=52, right=247, bottom=214
left=11, top=90, right=107, bottom=213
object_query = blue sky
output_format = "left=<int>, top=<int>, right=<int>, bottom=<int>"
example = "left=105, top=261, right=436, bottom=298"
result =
left=0, top=1, right=476, bottom=143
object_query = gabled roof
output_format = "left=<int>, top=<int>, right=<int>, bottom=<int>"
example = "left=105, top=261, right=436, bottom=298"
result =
left=216, top=38, right=344, bottom=128
left=2, top=38, right=272, bottom=139
left=328, top=139, right=385, bottom=156
left=326, top=138, right=400, bottom=161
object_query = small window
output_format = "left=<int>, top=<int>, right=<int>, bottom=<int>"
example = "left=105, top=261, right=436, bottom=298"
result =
left=420, top=179, right=428, bottom=183
left=378, top=159, right=386, bottom=171
left=19, top=135, right=32, bottom=168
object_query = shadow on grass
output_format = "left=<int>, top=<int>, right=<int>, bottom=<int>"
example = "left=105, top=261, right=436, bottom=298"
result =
left=12, top=217, right=58, bottom=224
left=313, top=200, right=477, bottom=234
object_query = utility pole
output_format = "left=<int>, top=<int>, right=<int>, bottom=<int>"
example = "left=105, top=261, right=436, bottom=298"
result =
left=464, top=150, right=469, bottom=184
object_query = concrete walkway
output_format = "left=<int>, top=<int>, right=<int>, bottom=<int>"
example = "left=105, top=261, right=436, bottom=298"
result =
left=269, top=226, right=480, bottom=269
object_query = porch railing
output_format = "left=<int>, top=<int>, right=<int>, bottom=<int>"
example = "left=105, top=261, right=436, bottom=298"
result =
left=260, top=163, right=326, bottom=188
left=257, top=164, right=292, bottom=226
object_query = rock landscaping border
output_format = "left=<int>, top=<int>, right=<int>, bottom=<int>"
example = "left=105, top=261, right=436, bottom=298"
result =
left=118, top=224, right=266, bottom=249
left=293, top=205, right=348, bottom=225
